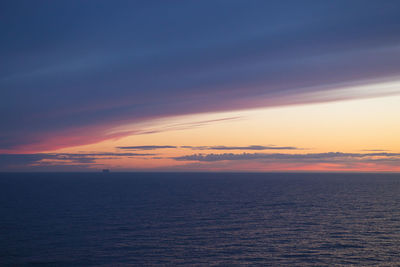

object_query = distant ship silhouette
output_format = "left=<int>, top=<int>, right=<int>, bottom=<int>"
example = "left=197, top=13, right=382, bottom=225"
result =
left=102, top=169, right=110, bottom=173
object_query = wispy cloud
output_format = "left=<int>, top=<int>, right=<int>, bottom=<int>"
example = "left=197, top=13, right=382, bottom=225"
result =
left=112, top=117, right=242, bottom=136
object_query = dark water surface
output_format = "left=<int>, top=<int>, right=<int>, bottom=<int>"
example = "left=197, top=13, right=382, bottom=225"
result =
left=1, top=172, right=400, bottom=266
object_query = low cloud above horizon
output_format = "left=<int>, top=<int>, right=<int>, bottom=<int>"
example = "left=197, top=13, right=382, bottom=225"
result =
left=116, top=145, right=300, bottom=151
left=118, top=145, right=177, bottom=150
left=0, top=152, right=155, bottom=171
left=173, top=152, right=400, bottom=163
left=181, top=145, right=300, bottom=151
left=1, top=150, right=400, bottom=172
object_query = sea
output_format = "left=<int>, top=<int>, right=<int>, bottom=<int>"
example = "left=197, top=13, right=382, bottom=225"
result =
left=1, top=172, right=400, bottom=266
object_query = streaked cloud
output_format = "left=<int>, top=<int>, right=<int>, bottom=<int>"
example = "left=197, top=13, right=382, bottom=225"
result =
left=2, top=1, right=400, bottom=151
left=109, top=117, right=241, bottom=136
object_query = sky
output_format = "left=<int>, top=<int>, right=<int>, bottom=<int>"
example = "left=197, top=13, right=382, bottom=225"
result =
left=1, top=0, right=400, bottom=172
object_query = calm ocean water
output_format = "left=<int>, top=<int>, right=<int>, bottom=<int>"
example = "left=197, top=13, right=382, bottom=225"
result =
left=1, top=172, right=400, bottom=266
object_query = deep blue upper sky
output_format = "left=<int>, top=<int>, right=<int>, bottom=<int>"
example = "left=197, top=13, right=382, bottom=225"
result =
left=1, top=0, right=400, bottom=151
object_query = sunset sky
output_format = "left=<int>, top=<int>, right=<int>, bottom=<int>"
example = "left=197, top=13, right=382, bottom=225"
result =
left=1, top=0, right=400, bottom=172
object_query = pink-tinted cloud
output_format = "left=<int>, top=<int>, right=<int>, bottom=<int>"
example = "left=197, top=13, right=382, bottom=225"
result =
left=2, top=1, right=400, bottom=152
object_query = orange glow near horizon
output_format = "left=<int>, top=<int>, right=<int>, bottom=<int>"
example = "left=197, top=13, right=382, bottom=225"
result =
left=36, top=93, right=400, bottom=172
